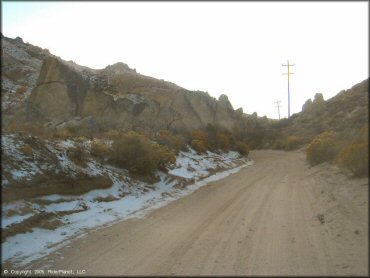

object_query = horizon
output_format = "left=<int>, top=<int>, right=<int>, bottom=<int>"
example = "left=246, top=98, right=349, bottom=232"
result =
left=2, top=1, right=368, bottom=119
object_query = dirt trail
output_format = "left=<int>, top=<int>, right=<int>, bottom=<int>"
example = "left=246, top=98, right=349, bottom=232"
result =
left=28, top=150, right=368, bottom=276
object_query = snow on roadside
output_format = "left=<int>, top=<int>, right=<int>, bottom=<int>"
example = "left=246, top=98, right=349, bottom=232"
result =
left=1, top=138, right=254, bottom=267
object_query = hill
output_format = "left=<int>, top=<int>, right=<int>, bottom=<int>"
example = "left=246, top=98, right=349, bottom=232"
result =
left=2, top=35, right=244, bottom=135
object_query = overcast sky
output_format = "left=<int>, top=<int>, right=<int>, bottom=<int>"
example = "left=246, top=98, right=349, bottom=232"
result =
left=2, top=1, right=368, bottom=119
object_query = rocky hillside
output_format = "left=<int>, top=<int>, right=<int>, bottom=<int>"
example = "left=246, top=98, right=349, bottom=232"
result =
left=281, top=78, right=368, bottom=139
left=2, top=35, right=244, bottom=134
left=234, top=78, right=369, bottom=150
left=1, top=35, right=51, bottom=114
left=2, top=34, right=367, bottom=144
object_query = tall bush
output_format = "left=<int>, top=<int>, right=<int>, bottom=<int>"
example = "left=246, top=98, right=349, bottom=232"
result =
left=306, top=131, right=337, bottom=166
left=336, top=142, right=368, bottom=177
left=110, top=131, right=175, bottom=176
left=284, top=135, right=305, bottom=150
left=234, top=141, right=250, bottom=156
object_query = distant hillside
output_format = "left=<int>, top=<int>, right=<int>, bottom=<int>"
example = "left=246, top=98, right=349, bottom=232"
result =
left=281, top=79, right=368, bottom=139
left=238, top=79, right=369, bottom=149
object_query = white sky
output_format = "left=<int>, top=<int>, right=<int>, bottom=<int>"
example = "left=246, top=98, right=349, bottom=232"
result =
left=2, top=1, right=368, bottom=119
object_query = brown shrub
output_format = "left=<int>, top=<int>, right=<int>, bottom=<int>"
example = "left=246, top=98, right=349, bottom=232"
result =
left=191, top=130, right=208, bottom=142
left=2, top=212, right=62, bottom=242
left=360, top=124, right=368, bottom=143
left=306, top=131, right=338, bottom=166
left=16, top=85, right=28, bottom=94
left=20, top=144, right=33, bottom=156
left=157, top=130, right=186, bottom=153
left=110, top=131, right=153, bottom=175
left=152, top=144, right=176, bottom=172
left=103, top=129, right=120, bottom=140
left=75, top=136, right=88, bottom=143
left=67, top=143, right=87, bottom=167
left=3, top=173, right=113, bottom=201
left=336, top=142, right=369, bottom=177
left=110, top=131, right=175, bottom=176
left=53, top=128, right=73, bottom=139
left=284, top=135, right=305, bottom=150
left=191, top=130, right=210, bottom=153
left=235, top=141, right=250, bottom=156
left=217, top=133, right=230, bottom=151
left=91, top=140, right=110, bottom=159
left=93, top=195, right=120, bottom=202
left=191, top=139, right=208, bottom=154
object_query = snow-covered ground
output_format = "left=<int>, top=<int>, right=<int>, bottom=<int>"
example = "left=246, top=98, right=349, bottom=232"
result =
left=1, top=134, right=254, bottom=267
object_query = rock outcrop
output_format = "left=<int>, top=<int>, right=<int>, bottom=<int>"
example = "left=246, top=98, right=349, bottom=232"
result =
left=1, top=36, right=51, bottom=113
left=283, top=79, right=368, bottom=138
left=26, top=57, right=242, bottom=133
left=301, top=93, right=326, bottom=114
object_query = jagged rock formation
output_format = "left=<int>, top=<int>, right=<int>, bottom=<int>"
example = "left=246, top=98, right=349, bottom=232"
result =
left=26, top=56, right=243, bottom=133
left=282, top=79, right=369, bottom=138
left=302, top=93, right=326, bottom=114
left=1, top=36, right=51, bottom=113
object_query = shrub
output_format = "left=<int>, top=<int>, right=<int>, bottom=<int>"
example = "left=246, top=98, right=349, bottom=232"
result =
left=217, top=133, right=231, bottom=151
left=103, top=129, right=120, bottom=140
left=156, top=130, right=186, bottom=153
left=111, top=132, right=153, bottom=175
left=66, top=125, right=79, bottom=136
left=110, top=131, right=175, bottom=176
left=235, top=141, right=250, bottom=156
left=90, top=140, right=110, bottom=159
left=306, top=131, right=337, bottom=166
left=20, top=144, right=33, bottom=156
left=67, top=143, right=87, bottom=167
left=284, top=135, right=305, bottom=150
left=16, top=85, right=28, bottom=94
left=53, top=128, right=73, bottom=140
left=336, top=143, right=369, bottom=177
left=191, top=130, right=210, bottom=153
left=192, top=130, right=208, bottom=141
left=360, top=124, right=368, bottom=143
left=152, top=144, right=176, bottom=172
left=272, top=138, right=285, bottom=150
left=191, top=139, right=208, bottom=154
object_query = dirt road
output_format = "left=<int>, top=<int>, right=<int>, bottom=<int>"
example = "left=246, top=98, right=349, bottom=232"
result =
left=29, top=150, right=368, bottom=276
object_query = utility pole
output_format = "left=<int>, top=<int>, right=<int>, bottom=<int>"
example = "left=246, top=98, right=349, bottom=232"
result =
left=282, top=60, right=295, bottom=118
left=274, top=100, right=282, bottom=120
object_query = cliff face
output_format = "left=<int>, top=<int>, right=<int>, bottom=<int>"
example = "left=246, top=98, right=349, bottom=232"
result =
left=26, top=57, right=241, bottom=133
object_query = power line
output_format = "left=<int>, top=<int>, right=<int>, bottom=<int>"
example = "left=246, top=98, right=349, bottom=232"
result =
left=282, top=60, right=295, bottom=118
left=274, top=100, right=282, bottom=120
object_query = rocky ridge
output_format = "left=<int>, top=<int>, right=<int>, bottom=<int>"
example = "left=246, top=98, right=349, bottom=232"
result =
left=2, top=35, right=244, bottom=134
left=283, top=79, right=368, bottom=139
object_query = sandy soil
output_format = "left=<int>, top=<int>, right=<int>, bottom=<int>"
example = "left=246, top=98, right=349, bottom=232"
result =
left=25, top=150, right=368, bottom=276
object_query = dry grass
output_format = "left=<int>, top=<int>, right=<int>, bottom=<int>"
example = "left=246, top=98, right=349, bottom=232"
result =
left=336, top=142, right=369, bottom=177
left=91, top=140, right=110, bottom=159
left=20, top=144, right=33, bottom=156
left=67, top=144, right=87, bottom=167
left=2, top=212, right=63, bottom=242
left=93, top=195, right=120, bottom=202
left=16, top=85, right=28, bottom=94
left=306, top=131, right=338, bottom=166
left=32, top=197, right=72, bottom=206
left=2, top=173, right=113, bottom=201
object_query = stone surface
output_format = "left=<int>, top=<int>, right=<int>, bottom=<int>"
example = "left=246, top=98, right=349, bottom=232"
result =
left=26, top=57, right=245, bottom=133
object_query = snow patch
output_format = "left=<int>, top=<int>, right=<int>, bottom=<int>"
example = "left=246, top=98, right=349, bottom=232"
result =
left=2, top=137, right=254, bottom=267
